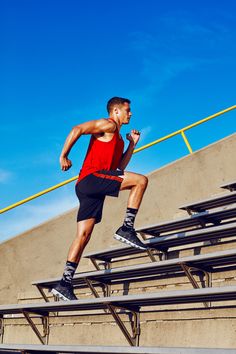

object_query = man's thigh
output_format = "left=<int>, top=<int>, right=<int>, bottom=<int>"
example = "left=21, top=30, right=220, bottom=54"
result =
left=119, top=171, right=146, bottom=191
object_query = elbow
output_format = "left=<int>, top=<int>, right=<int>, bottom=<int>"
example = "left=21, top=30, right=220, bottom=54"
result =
left=73, top=125, right=81, bottom=133
left=72, top=125, right=83, bottom=137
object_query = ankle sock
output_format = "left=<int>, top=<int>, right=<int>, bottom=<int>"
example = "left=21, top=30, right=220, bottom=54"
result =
left=122, top=207, right=138, bottom=230
left=60, top=260, right=78, bottom=287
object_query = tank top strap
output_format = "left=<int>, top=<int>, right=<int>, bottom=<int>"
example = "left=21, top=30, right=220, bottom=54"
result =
left=107, top=117, right=118, bottom=131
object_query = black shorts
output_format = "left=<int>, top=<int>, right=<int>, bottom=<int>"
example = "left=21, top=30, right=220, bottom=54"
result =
left=75, top=169, right=124, bottom=224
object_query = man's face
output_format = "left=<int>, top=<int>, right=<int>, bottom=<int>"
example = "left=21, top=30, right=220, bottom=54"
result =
left=117, top=102, right=132, bottom=124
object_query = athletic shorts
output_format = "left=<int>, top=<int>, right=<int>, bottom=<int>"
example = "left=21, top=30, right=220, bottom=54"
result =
left=75, top=169, right=124, bottom=224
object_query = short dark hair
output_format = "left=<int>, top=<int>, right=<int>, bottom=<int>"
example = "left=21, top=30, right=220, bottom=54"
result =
left=107, top=96, right=131, bottom=113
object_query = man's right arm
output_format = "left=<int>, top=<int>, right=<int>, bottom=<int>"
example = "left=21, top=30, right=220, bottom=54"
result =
left=60, top=118, right=116, bottom=171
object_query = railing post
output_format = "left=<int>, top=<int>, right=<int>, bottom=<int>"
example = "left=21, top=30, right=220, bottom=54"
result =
left=181, top=130, right=193, bottom=154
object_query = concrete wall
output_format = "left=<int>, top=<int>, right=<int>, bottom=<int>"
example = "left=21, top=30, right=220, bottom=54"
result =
left=1, top=133, right=236, bottom=348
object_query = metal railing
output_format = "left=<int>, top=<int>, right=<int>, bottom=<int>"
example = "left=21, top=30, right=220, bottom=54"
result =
left=1, top=105, right=235, bottom=214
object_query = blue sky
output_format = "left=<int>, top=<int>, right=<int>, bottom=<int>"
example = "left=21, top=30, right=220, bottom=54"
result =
left=1, top=0, right=235, bottom=242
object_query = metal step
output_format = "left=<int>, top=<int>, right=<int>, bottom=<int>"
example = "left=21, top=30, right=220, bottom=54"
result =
left=32, top=248, right=236, bottom=293
left=1, top=286, right=236, bottom=316
left=220, top=180, right=236, bottom=192
left=179, top=191, right=236, bottom=214
left=84, top=222, right=236, bottom=263
left=0, top=344, right=235, bottom=354
left=136, top=204, right=236, bottom=236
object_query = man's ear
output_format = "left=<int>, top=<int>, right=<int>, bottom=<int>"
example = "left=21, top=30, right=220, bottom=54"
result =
left=114, top=106, right=120, bottom=116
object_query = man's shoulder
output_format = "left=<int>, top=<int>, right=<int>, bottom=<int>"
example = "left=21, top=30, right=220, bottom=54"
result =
left=97, top=117, right=117, bottom=132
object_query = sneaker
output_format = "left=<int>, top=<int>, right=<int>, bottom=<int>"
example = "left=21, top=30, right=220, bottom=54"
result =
left=114, top=226, right=147, bottom=250
left=51, top=282, right=78, bottom=301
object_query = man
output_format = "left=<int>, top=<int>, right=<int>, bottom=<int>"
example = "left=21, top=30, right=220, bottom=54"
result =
left=52, top=97, right=149, bottom=301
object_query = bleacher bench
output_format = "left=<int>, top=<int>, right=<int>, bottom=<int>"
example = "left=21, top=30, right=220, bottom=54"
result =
left=2, top=286, right=236, bottom=315
left=179, top=191, right=236, bottom=214
left=32, top=248, right=236, bottom=302
left=136, top=204, right=236, bottom=237
left=0, top=344, right=235, bottom=353
left=136, top=205, right=236, bottom=237
left=0, top=286, right=236, bottom=346
left=83, top=222, right=236, bottom=267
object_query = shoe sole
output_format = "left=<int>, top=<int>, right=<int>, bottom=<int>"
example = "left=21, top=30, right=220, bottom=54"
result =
left=114, top=233, right=147, bottom=250
left=51, top=288, right=72, bottom=301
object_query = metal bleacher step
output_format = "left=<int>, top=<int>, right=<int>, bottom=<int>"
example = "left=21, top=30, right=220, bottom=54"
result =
left=32, top=248, right=236, bottom=301
left=83, top=221, right=236, bottom=265
left=136, top=204, right=236, bottom=237
left=2, top=286, right=236, bottom=347
left=0, top=344, right=235, bottom=354
left=220, top=180, right=236, bottom=192
left=2, top=285, right=236, bottom=346
left=179, top=191, right=236, bottom=214
left=1, top=286, right=236, bottom=316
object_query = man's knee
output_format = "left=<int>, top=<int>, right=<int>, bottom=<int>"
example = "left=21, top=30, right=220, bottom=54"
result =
left=76, top=228, right=92, bottom=242
left=139, top=175, right=148, bottom=188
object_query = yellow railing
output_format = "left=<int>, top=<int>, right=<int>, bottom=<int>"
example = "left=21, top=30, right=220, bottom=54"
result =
left=1, top=105, right=235, bottom=214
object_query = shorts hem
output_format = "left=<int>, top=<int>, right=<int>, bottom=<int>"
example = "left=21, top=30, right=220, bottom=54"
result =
left=77, top=216, right=102, bottom=224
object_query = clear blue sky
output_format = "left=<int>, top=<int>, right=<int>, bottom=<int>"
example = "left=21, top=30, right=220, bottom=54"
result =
left=1, top=0, right=235, bottom=242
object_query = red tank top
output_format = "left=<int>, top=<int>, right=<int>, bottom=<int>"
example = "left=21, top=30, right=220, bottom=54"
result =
left=76, top=118, right=124, bottom=184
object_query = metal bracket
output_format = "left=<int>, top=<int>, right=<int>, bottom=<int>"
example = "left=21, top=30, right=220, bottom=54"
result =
left=146, top=248, right=158, bottom=262
left=90, top=257, right=112, bottom=271
left=85, top=277, right=111, bottom=297
left=85, top=277, right=108, bottom=316
left=84, top=278, right=140, bottom=346
left=186, top=208, right=193, bottom=216
left=107, top=304, right=140, bottom=346
left=90, top=257, right=102, bottom=270
left=22, top=311, right=49, bottom=345
left=139, top=232, right=159, bottom=262
left=198, top=217, right=206, bottom=228
left=36, top=285, right=49, bottom=302
left=0, top=317, right=3, bottom=344
left=84, top=278, right=101, bottom=298
left=180, top=263, right=212, bottom=308
left=149, top=245, right=169, bottom=261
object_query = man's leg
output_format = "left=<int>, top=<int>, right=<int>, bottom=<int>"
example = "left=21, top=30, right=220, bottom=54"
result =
left=52, top=218, right=96, bottom=300
left=67, top=218, right=96, bottom=263
left=114, top=171, right=149, bottom=249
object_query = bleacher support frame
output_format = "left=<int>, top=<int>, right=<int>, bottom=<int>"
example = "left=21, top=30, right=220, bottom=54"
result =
left=79, top=279, right=140, bottom=346
left=0, top=317, right=3, bottom=344
left=22, top=310, right=49, bottom=345
left=179, top=264, right=211, bottom=308
left=35, top=263, right=212, bottom=310
left=2, top=305, right=140, bottom=347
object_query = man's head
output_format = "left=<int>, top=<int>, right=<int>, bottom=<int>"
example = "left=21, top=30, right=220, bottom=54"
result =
left=107, top=96, right=132, bottom=125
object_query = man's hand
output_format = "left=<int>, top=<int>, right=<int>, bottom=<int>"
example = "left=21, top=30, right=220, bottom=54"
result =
left=60, top=156, right=72, bottom=171
left=126, top=129, right=141, bottom=146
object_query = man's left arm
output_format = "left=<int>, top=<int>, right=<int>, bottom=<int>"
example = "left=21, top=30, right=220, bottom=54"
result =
left=119, top=130, right=140, bottom=170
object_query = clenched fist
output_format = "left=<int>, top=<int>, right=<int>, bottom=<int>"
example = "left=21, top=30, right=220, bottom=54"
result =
left=60, top=156, right=72, bottom=171
left=126, top=129, right=141, bottom=146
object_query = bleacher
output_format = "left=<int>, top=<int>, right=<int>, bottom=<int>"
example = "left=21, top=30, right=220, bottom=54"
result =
left=0, top=180, right=236, bottom=353
left=0, top=343, right=236, bottom=353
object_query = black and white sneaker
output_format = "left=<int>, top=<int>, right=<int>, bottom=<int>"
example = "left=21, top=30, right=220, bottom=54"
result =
left=114, top=226, right=147, bottom=250
left=51, top=283, right=78, bottom=301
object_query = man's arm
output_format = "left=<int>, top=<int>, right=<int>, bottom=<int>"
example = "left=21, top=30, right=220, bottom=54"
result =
left=118, top=130, right=140, bottom=170
left=60, top=118, right=116, bottom=171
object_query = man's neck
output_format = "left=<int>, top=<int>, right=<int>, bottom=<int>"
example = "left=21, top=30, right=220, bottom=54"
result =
left=109, top=115, right=122, bottom=129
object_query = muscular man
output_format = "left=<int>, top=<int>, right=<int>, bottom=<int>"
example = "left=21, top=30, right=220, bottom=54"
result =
left=52, top=97, right=149, bottom=300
